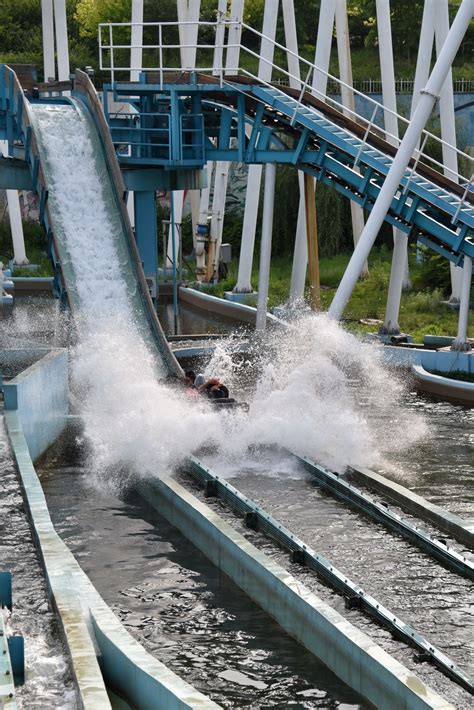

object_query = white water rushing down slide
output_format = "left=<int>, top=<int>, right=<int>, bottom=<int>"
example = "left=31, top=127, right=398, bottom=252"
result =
left=29, top=99, right=225, bottom=477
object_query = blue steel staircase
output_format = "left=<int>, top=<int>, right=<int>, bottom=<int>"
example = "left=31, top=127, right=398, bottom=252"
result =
left=242, top=83, right=474, bottom=265
left=0, top=62, right=473, bottom=269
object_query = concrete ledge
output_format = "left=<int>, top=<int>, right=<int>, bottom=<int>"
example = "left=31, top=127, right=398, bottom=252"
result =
left=3, top=349, right=69, bottom=461
left=179, top=286, right=283, bottom=327
left=381, top=344, right=474, bottom=374
left=4, top=412, right=220, bottom=710
left=411, top=364, right=474, bottom=407
left=349, top=465, right=474, bottom=548
left=140, top=476, right=452, bottom=710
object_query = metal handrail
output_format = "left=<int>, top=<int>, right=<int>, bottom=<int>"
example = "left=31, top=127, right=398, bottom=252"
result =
left=98, top=18, right=473, bottom=188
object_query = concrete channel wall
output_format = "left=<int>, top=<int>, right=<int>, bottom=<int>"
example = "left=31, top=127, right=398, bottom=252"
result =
left=3, top=349, right=68, bottom=461
left=140, top=476, right=453, bottom=710
left=2, top=352, right=219, bottom=709
left=381, top=345, right=474, bottom=374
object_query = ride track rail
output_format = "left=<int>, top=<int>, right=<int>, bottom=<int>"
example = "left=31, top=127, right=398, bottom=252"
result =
left=182, top=454, right=474, bottom=695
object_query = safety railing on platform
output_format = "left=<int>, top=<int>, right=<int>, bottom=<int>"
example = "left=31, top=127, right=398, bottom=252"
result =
left=98, top=18, right=473, bottom=192
left=108, top=111, right=172, bottom=160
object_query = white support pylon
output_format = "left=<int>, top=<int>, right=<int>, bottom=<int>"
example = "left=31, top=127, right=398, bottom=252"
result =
left=329, top=0, right=474, bottom=321
left=127, top=0, right=144, bottom=229
left=1, top=146, right=28, bottom=265
left=434, top=0, right=464, bottom=302
left=256, top=163, right=276, bottom=331
left=196, top=0, right=235, bottom=280
left=41, top=0, right=55, bottom=82
left=289, top=0, right=335, bottom=303
left=377, top=0, right=410, bottom=334
left=53, top=0, right=70, bottom=82
left=206, top=0, right=242, bottom=282
left=452, top=255, right=472, bottom=351
left=234, top=0, right=279, bottom=293
left=282, top=0, right=305, bottom=304
left=335, top=0, right=368, bottom=277
left=167, top=0, right=201, bottom=270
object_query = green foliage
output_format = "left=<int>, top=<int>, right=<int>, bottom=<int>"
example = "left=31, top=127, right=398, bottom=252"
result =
left=410, top=247, right=451, bottom=295
left=74, top=0, right=131, bottom=38
left=0, top=0, right=42, bottom=59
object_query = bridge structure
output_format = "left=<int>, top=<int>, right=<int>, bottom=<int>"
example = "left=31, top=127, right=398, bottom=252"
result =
left=0, top=0, right=473, bottom=347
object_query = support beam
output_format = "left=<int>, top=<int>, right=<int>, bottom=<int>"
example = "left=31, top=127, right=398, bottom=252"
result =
left=451, top=255, right=472, bottom=351
left=335, top=0, right=368, bottom=278
left=290, top=0, right=336, bottom=302
left=41, top=0, right=55, bottom=82
left=0, top=141, right=27, bottom=265
left=53, top=0, right=70, bottom=82
left=167, top=0, right=201, bottom=269
left=329, top=0, right=474, bottom=321
left=133, top=191, right=157, bottom=280
left=234, top=0, right=279, bottom=293
left=377, top=0, right=410, bottom=334
left=434, top=0, right=464, bottom=302
left=304, top=172, right=320, bottom=310
left=256, top=163, right=276, bottom=331
left=127, top=0, right=144, bottom=228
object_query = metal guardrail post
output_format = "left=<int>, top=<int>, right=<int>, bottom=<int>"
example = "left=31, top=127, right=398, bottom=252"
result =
left=451, top=173, right=473, bottom=225
left=354, top=104, right=379, bottom=166
left=290, top=65, right=313, bottom=126
left=402, top=132, right=429, bottom=195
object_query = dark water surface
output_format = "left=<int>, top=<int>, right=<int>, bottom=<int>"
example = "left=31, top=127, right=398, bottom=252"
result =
left=1, top=297, right=473, bottom=708
left=38, top=430, right=364, bottom=709
left=0, top=419, right=75, bottom=709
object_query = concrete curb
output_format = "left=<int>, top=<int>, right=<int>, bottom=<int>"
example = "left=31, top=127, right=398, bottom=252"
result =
left=179, top=286, right=283, bottom=327
left=4, top=412, right=221, bottom=710
left=139, top=475, right=453, bottom=710
left=411, top=364, right=474, bottom=407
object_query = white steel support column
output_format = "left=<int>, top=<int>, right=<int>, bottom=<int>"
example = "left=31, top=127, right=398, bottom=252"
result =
left=0, top=145, right=27, bottom=265
left=329, top=0, right=474, bottom=321
left=283, top=0, right=305, bottom=303
left=377, top=0, right=409, bottom=334
left=452, top=256, right=472, bottom=350
left=207, top=0, right=242, bottom=281
left=335, top=0, right=368, bottom=277
left=167, top=0, right=201, bottom=269
left=412, top=3, right=435, bottom=116
left=289, top=173, right=308, bottom=303
left=256, top=163, right=276, bottom=331
left=434, top=0, right=464, bottom=302
left=234, top=1, right=279, bottom=293
left=130, top=0, right=143, bottom=81
left=53, top=0, right=70, bottom=82
left=128, top=0, right=144, bottom=228
left=41, top=0, right=55, bottom=82
left=289, top=0, right=336, bottom=302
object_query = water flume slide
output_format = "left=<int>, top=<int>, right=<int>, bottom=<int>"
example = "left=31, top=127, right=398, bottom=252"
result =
left=26, top=72, right=182, bottom=379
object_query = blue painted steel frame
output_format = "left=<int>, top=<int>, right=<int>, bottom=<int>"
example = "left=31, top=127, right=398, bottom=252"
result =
left=102, top=78, right=473, bottom=266
left=0, top=572, right=12, bottom=609
left=133, top=190, right=158, bottom=278
left=1, top=64, right=472, bottom=270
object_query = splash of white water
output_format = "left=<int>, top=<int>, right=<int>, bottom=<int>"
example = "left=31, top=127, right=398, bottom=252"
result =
left=30, top=101, right=428, bottom=484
